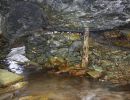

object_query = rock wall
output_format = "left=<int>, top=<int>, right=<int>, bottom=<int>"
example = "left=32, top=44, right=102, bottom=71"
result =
left=41, top=0, right=130, bottom=30
left=1, top=0, right=130, bottom=40
left=0, top=1, right=87, bottom=70
left=25, top=30, right=84, bottom=69
left=2, top=1, right=48, bottom=44
left=1, top=0, right=130, bottom=70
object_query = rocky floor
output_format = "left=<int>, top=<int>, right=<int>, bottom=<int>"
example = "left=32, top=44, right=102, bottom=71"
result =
left=89, top=31, right=130, bottom=84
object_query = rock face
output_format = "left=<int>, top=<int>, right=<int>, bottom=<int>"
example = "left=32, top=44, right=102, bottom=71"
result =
left=1, top=0, right=130, bottom=70
left=25, top=31, right=84, bottom=68
left=0, top=1, right=87, bottom=71
left=3, top=1, right=48, bottom=43
left=1, top=0, right=130, bottom=34
left=42, top=0, right=130, bottom=30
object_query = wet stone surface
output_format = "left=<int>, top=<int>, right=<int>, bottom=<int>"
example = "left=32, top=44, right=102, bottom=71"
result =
left=3, top=1, right=48, bottom=44
left=25, top=31, right=84, bottom=68
left=37, top=0, right=130, bottom=30
left=89, top=36, right=130, bottom=84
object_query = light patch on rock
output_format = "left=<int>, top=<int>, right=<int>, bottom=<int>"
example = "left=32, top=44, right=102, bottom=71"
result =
left=7, top=46, right=29, bottom=74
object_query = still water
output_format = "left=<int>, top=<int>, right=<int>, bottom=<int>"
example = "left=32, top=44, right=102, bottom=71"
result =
left=14, top=70, right=130, bottom=100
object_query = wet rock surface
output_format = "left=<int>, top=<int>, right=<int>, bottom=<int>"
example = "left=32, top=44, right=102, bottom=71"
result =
left=38, top=0, right=130, bottom=30
left=0, top=81, right=27, bottom=94
left=1, top=0, right=130, bottom=51
left=0, top=69, right=23, bottom=87
left=1, top=0, right=130, bottom=36
left=2, top=1, right=48, bottom=44
left=89, top=36, right=130, bottom=84
left=25, top=31, right=84, bottom=69
left=1, top=1, right=130, bottom=100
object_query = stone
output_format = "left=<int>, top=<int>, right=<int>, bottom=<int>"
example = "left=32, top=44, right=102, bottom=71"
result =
left=42, top=0, right=130, bottom=30
left=87, top=70, right=103, bottom=79
left=1, top=0, right=130, bottom=31
left=6, top=46, right=29, bottom=74
left=3, top=1, right=48, bottom=44
left=0, top=93, right=14, bottom=100
left=0, top=81, right=28, bottom=94
left=0, top=69, right=24, bottom=87
left=57, top=48, right=68, bottom=54
left=25, top=31, right=84, bottom=68
left=69, top=41, right=82, bottom=52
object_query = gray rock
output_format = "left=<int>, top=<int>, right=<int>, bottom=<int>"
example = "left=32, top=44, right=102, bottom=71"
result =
left=3, top=1, right=48, bottom=43
left=0, top=0, right=130, bottom=32
left=69, top=41, right=82, bottom=52
left=56, top=48, right=68, bottom=57
left=43, top=0, right=130, bottom=30
left=25, top=31, right=83, bottom=68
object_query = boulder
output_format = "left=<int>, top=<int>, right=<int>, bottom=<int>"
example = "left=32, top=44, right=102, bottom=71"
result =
left=3, top=1, right=48, bottom=44
left=0, top=69, right=23, bottom=87
left=42, top=0, right=130, bottom=30
left=2, top=0, right=130, bottom=37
